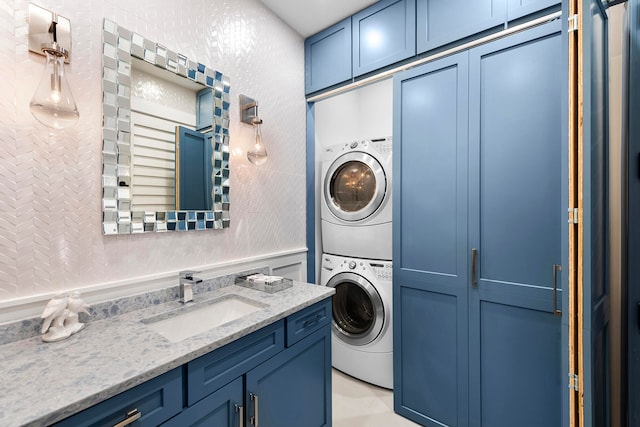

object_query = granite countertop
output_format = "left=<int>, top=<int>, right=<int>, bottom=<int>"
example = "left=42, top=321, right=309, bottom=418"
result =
left=0, top=281, right=334, bottom=427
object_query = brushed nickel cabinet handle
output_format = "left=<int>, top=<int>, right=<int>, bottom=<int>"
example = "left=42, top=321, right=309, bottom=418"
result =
left=250, top=393, right=259, bottom=427
left=235, top=404, right=244, bottom=427
left=553, top=264, right=562, bottom=316
left=471, top=248, right=478, bottom=288
left=303, top=314, right=322, bottom=328
left=112, top=409, right=141, bottom=427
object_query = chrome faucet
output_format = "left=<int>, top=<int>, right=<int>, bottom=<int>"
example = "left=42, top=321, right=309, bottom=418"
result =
left=179, top=271, right=202, bottom=304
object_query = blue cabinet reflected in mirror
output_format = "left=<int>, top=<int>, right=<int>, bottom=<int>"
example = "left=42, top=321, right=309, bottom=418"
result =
left=101, top=19, right=230, bottom=234
left=176, top=127, right=213, bottom=211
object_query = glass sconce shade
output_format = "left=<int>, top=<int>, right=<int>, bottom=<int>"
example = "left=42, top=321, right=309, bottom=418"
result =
left=247, top=118, right=268, bottom=165
left=29, top=44, right=79, bottom=129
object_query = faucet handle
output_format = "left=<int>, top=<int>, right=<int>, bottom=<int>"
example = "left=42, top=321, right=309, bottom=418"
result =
left=179, top=270, right=201, bottom=280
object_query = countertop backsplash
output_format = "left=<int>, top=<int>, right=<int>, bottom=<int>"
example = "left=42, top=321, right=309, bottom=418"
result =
left=0, top=267, right=269, bottom=346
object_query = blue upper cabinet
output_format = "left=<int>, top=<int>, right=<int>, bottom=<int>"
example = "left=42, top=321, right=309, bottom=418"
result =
left=352, top=0, right=416, bottom=77
left=506, top=0, right=560, bottom=22
left=416, top=0, right=506, bottom=55
left=304, top=18, right=352, bottom=95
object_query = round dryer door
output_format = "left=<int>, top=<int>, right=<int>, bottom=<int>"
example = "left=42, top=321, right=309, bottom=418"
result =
left=324, top=152, right=387, bottom=222
left=326, top=272, right=384, bottom=346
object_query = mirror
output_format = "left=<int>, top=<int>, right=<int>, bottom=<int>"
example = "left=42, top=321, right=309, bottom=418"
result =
left=101, top=19, right=231, bottom=234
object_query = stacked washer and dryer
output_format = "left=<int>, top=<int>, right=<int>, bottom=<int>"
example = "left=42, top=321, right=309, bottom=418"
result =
left=320, top=137, right=393, bottom=389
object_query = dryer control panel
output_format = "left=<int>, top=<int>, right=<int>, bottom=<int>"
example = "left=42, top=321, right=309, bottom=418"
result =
left=370, top=138, right=392, bottom=158
left=327, top=137, right=392, bottom=160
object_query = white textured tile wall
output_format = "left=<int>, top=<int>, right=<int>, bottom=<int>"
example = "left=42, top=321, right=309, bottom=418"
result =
left=0, top=0, right=306, bottom=303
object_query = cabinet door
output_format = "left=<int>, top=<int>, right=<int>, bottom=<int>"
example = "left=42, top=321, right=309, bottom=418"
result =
left=304, top=18, right=352, bottom=95
left=416, top=0, right=506, bottom=55
left=352, top=0, right=416, bottom=77
left=467, top=21, right=564, bottom=427
left=161, top=377, right=243, bottom=427
left=245, top=327, right=331, bottom=427
left=175, top=126, right=213, bottom=210
left=507, top=0, right=560, bottom=22
left=393, top=52, right=469, bottom=427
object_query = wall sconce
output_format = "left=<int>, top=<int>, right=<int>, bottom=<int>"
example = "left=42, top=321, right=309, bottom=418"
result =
left=28, top=3, right=79, bottom=129
left=240, top=94, right=267, bottom=165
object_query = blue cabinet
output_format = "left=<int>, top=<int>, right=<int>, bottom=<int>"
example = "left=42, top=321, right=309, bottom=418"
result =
left=305, top=18, right=352, bottom=94
left=467, top=21, right=564, bottom=426
left=507, top=0, right=560, bottom=21
left=186, top=320, right=284, bottom=405
left=305, top=0, right=562, bottom=94
left=161, top=377, right=243, bottom=427
left=393, top=51, right=470, bottom=427
left=285, top=298, right=331, bottom=345
left=394, top=21, right=565, bottom=427
left=175, top=126, right=214, bottom=211
left=246, top=327, right=332, bottom=427
left=352, top=0, right=416, bottom=77
left=196, top=88, right=213, bottom=131
left=416, top=0, right=505, bottom=54
left=185, top=299, right=332, bottom=427
left=53, top=368, right=183, bottom=427
left=54, top=299, right=332, bottom=427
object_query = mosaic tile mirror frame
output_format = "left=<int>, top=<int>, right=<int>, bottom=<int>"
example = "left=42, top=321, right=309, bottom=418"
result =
left=101, top=19, right=231, bottom=235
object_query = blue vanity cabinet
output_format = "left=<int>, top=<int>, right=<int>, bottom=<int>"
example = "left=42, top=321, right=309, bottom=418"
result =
left=53, top=367, right=183, bottom=427
left=285, top=297, right=332, bottom=345
left=416, top=0, right=506, bottom=55
left=352, top=0, right=416, bottom=77
left=245, top=327, right=332, bottom=427
left=305, top=18, right=352, bottom=95
left=183, top=299, right=331, bottom=427
left=394, top=20, right=566, bottom=427
left=161, top=377, right=243, bottom=427
left=186, top=320, right=285, bottom=406
left=51, top=298, right=332, bottom=427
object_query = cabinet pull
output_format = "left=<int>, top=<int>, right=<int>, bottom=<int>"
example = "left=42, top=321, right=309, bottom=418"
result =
left=303, top=314, right=322, bottom=328
left=553, top=264, right=562, bottom=316
left=235, top=404, right=244, bottom=427
left=471, top=248, right=478, bottom=288
left=112, top=409, right=141, bottom=427
left=250, top=393, right=259, bottom=427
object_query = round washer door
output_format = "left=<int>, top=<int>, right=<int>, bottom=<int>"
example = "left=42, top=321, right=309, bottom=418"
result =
left=324, top=152, right=387, bottom=222
left=326, top=272, right=384, bottom=346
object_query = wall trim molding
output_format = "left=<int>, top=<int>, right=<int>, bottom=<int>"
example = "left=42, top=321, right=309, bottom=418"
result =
left=0, top=248, right=308, bottom=325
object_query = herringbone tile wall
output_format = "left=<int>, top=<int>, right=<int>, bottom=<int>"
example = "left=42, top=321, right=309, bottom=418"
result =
left=0, top=0, right=306, bottom=302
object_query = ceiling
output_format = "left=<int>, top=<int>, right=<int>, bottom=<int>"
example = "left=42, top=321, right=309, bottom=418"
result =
left=261, top=0, right=378, bottom=38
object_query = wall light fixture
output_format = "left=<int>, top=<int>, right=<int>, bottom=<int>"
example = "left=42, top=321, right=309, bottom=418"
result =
left=240, top=94, right=267, bottom=165
left=28, top=3, right=79, bottom=129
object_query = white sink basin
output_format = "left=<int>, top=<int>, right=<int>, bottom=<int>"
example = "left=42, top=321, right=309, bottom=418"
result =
left=143, top=295, right=265, bottom=342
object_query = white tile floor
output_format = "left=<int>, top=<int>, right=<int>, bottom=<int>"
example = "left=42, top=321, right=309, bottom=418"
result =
left=332, top=369, right=419, bottom=426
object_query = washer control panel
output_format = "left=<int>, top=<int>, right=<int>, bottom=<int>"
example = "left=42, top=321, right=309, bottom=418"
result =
left=322, top=255, right=392, bottom=282
left=368, top=261, right=392, bottom=281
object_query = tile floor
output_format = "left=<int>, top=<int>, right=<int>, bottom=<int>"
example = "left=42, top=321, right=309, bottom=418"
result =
left=332, top=369, right=419, bottom=426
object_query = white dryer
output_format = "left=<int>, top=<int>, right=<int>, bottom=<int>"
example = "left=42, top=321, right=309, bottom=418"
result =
left=320, top=253, right=393, bottom=389
left=321, top=137, right=392, bottom=260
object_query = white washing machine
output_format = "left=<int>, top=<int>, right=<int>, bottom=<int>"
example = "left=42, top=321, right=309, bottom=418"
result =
left=320, top=253, right=393, bottom=389
left=321, top=137, right=392, bottom=260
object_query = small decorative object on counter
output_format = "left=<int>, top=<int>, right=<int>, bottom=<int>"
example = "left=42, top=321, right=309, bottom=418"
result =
left=235, top=274, right=293, bottom=293
left=40, top=291, right=91, bottom=342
